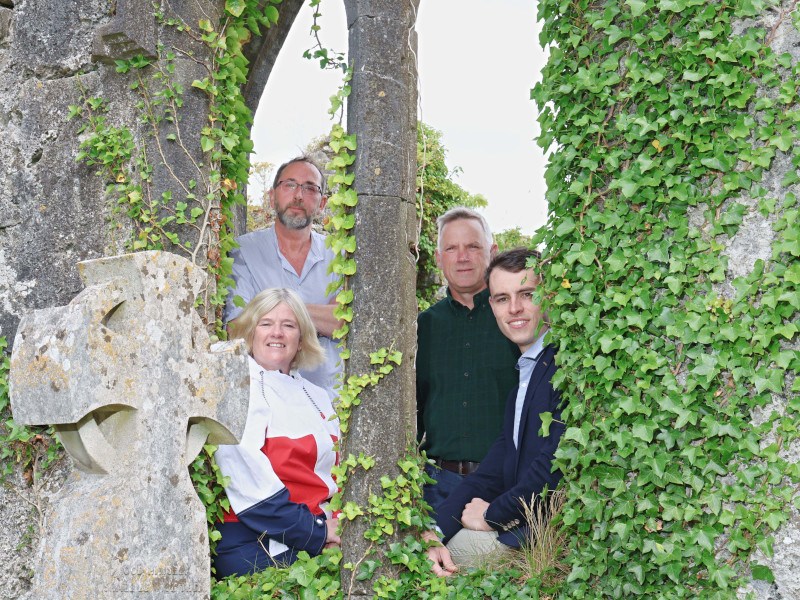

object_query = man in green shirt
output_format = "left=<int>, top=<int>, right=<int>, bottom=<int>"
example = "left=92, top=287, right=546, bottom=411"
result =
left=417, top=207, right=521, bottom=513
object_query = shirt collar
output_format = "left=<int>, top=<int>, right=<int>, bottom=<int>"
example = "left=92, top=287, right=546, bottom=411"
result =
left=248, top=355, right=301, bottom=379
left=446, top=287, right=490, bottom=311
left=518, top=330, right=548, bottom=367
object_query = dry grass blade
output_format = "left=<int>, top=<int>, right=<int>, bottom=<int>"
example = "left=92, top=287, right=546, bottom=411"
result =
left=505, top=488, right=570, bottom=588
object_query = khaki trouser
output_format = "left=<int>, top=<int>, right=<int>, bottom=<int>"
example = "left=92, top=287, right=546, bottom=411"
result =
left=446, top=529, right=514, bottom=568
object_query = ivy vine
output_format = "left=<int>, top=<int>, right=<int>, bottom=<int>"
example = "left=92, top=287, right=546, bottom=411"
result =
left=68, top=0, right=280, bottom=330
left=531, top=0, right=800, bottom=596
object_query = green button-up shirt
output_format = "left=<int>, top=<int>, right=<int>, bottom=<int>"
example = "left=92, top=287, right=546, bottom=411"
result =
left=416, top=288, right=521, bottom=462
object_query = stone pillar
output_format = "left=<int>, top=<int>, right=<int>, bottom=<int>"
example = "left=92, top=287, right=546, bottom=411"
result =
left=340, top=1, right=420, bottom=596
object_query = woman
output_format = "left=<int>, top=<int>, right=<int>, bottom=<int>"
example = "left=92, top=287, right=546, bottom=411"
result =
left=213, top=288, right=340, bottom=578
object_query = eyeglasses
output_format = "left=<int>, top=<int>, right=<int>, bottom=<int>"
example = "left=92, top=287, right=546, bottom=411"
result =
left=277, top=180, right=323, bottom=197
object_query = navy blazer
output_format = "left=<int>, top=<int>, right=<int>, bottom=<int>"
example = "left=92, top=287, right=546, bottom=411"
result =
left=435, top=344, right=564, bottom=547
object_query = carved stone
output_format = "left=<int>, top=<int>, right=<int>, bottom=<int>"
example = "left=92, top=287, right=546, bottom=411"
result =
left=9, top=251, right=249, bottom=599
left=92, top=0, right=156, bottom=63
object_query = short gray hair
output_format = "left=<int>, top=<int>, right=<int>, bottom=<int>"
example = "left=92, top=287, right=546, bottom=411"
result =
left=436, top=207, right=493, bottom=251
left=229, top=288, right=325, bottom=371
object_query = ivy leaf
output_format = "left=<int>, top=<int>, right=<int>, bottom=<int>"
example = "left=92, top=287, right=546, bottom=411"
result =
left=596, top=466, right=626, bottom=492
left=225, top=0, right=247, bottom=17
left=691, top=353, right=719, bottom=384
left=619, top=177, right=639, bottom=198
left=632, top=422, right=656, bottom=443
left=564, top=426, right=589, bottom=448
left=556, top=218, right=576, bottom=236
left=265, top=5, right=280, bottom=24
left=751, top=564, right=775, bottom=583
left=539, top=411, right=554, bottom=436
left=626, top=0, right=647, bottom=15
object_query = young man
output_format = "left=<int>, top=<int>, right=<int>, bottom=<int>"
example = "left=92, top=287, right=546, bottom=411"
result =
left=426, top=247, right=565, bottom=574
left=225, top=156, right=342, bottom=397
left=416, top=208, right=521, bottom=511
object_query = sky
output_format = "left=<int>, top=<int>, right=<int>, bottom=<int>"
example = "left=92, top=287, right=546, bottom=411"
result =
left=250, top=0, right=549, bottom=236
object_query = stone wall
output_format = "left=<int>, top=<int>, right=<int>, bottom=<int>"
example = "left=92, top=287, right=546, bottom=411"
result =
left=0, top=0, right=114, bottom=343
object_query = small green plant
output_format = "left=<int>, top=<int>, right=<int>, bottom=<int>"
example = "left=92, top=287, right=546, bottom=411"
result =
left=0, top=336, right=63, bottom=485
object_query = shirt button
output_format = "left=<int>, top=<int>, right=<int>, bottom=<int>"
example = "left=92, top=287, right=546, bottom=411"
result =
left=465, top=342, right=471, bottom=348
left=462, top=402, right=467, bottom=407
left=464, top=372, right=469, bottom=377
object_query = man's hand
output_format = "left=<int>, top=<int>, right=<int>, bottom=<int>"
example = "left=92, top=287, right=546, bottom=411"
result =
left=306, top=301, right=343, bottom=338
left=422, top=530, right=457, bottom=577
left=325, top=518, right=341, bottom=547
left=460, top=498, right=493, bottom=531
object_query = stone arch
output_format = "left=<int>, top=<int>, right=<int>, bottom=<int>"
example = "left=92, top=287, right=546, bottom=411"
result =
left=0, top=1, right=421, bottom=595
left=239, top=0, right=304, bottom=115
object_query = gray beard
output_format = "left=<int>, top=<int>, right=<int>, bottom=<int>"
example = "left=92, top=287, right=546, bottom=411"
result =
left=276, top=207, right=312, bottom=229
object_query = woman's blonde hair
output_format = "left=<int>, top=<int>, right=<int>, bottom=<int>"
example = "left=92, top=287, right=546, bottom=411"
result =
left=229, top=288, right=326, bottom=371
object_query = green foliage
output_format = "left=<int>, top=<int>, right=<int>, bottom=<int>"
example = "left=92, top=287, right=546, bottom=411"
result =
left=416, top=122, right=488, bottom=310
left=69, top=0, right=284, bottom=328
left=531, top=0, right=800, bottom=596
left=303, top=0, right=347, bottom=71
left=189, top=444, right=230, bottom=553
left=210, top=544, right=554, bottom=600
left=495, top=227, right=533, bottom=252
left=211, top=548, right=342, bottom=599
left=0, top=337, right=63, bottom=484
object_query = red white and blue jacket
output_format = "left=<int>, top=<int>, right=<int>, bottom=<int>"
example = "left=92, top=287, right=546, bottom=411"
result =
left=215, top=357, right=340, bottom=558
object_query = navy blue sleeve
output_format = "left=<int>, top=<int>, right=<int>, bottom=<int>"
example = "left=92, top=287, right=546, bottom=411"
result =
left=235, top=487, right=328, bottom=556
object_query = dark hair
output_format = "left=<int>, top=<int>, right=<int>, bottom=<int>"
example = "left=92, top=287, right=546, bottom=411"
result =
left=485, top=247, right=541, bottom=291
left=272, top=156, right=326, bottom=194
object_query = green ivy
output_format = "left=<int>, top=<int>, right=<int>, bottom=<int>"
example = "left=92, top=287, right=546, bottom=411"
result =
left=0, top=337, right=63, bottom=485
left=69, top=0, right=282, bottom=330
left=531, top=0, right=800, bottom=596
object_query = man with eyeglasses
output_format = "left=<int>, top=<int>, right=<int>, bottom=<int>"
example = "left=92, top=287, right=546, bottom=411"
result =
left=225, top=156, right=342, bottom=397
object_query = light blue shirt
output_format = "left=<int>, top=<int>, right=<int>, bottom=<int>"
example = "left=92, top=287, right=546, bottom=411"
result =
left=512, top=331, right=548, bottom=447
left=224, top=226, right=342, bottom=397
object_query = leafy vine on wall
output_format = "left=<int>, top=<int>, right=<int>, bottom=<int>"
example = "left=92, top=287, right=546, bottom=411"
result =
left=532, top=0, right=800, bottom=596
left=68, top=0, right=280, bottom=331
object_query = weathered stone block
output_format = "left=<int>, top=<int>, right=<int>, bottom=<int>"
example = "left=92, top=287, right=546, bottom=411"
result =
left=9, top=251, right=250, bottom=599
left=10, top=0, right=107, bottom=78
left=0, top=72, right=110, bottom=342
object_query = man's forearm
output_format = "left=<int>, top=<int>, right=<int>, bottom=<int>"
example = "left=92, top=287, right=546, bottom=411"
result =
left=306, top=303, right=343, bottom=338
